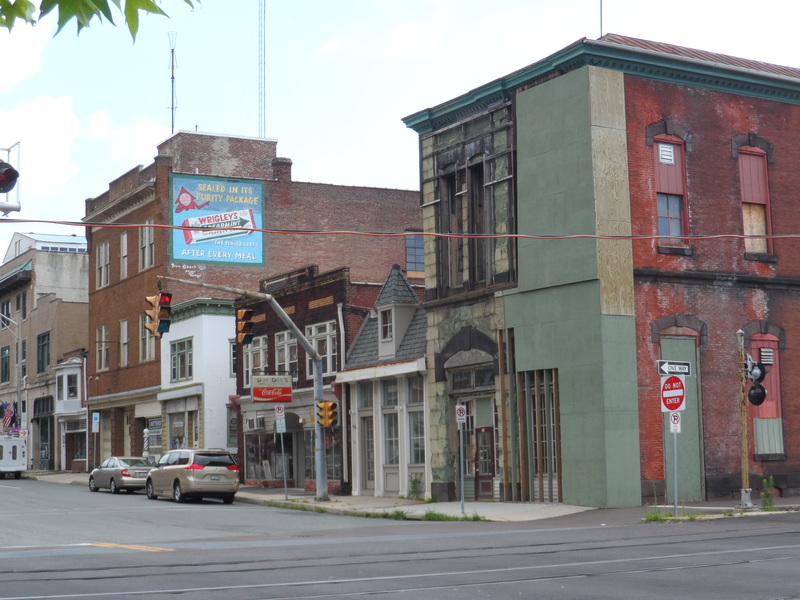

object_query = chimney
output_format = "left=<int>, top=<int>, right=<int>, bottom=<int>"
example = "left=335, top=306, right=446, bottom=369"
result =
left=272, top=157, right=292, bottom=182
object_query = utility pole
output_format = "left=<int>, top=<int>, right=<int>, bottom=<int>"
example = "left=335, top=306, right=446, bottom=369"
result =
left=736, top=329, right=753, bottom=509
left=158, top=276, right=330, bottom=501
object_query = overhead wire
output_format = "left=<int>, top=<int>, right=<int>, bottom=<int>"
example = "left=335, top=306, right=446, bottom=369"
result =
left=0, top=217, right=792, bottom=242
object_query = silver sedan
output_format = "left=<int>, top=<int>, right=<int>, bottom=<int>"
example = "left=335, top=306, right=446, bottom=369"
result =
left=89, top=456, right=153, bottom=494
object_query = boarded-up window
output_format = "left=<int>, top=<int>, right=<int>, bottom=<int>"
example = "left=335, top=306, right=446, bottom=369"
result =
left=739, top=148, right=771, bottom=254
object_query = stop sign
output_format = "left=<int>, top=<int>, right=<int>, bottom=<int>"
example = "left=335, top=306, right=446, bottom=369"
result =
left=661, top=375, right=686, bottom=412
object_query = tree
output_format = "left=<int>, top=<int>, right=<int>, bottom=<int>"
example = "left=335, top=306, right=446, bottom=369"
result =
left=0, top=0, right=196, bottom=40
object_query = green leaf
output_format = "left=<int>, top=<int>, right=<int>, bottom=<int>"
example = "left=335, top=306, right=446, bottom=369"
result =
left=0, top=0, right=37, bottom=30
left=123, top=0, right=166, bottom=40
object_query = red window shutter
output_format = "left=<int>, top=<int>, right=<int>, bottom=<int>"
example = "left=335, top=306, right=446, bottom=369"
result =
left=654, top=142, right=685, bottom=195
left=739, top=149, right=768, bottom=205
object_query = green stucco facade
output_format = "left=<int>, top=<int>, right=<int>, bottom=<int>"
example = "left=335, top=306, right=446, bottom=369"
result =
left=504, top=66, right=641, bottom=507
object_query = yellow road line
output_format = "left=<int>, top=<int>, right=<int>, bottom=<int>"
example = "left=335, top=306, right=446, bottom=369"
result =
left=91, top=542, right=174, bottom=552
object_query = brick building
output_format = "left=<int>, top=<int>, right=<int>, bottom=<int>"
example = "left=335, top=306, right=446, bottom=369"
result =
left=83, top=131, right=420, bottom=465
left=233, top=265, right=385, bottom=494
left=404, top=35, right=800, bottom=507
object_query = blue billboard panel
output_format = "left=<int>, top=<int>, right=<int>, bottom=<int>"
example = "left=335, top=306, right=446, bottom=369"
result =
left=170, top=174, right=265, bottom=266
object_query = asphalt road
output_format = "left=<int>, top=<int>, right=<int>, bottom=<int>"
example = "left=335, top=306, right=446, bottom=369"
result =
left=1, top=478, right=799, bottom=600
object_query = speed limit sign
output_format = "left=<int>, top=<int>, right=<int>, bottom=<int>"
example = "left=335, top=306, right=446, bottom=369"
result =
left=455, top=405, right=467, bottom=424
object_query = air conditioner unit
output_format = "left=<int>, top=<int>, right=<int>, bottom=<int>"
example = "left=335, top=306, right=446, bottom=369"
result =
left=255, top=416, right=266, bottom=429
left=245, top=418, right=256, bottom=431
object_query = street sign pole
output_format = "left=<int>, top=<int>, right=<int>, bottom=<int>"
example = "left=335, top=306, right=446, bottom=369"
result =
left=275, top=404, right=288, bottom=500
left=455, top=404, right=466, bottom=515
left=459, top=422, right=465, bottom=516
left=280, top=431, right=287, bottom=500
left=673, top=429, right=679, bottom=517
left=669, top=411, right=681, bottom=516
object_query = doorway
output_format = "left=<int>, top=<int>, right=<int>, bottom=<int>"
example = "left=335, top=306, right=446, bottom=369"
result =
left=475, top=426, right=495, bottom=499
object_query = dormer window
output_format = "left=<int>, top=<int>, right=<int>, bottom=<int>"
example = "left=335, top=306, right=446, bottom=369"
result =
left=380, top=308, right=393, bottom=341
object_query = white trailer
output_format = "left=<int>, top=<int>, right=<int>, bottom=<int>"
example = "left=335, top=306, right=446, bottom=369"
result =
left=0, top=436, right=26, bottom=479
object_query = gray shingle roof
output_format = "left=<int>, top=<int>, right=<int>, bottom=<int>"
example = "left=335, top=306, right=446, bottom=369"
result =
left=344, top=266, right=426, bottom=371
left=375, top=264, right=418, bottom=307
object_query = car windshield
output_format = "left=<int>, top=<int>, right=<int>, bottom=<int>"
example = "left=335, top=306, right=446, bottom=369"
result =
left=193, top=453, right=235, bottom=468
left=120, top=458, right=151, bottom=467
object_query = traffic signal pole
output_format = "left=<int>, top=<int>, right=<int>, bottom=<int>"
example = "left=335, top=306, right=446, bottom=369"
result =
left=158, top=275, right=330, bottom=501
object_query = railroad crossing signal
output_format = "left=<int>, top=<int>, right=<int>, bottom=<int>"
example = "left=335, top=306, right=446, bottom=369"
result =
left=0, top=162, right=19, bottom=194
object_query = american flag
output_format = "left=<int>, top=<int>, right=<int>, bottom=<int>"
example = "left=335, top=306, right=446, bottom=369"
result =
left=2, top=403, right=12, bottom=429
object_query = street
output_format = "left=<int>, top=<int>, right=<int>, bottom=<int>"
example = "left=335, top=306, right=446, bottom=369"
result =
left=1, top=479, right=799, bottom=599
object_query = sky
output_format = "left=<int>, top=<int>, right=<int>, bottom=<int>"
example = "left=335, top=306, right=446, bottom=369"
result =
left=1, top=0, right=800, bottom=260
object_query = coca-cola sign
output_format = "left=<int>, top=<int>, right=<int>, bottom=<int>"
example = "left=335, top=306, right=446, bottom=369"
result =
left=252, top=375, right=293, bottom=403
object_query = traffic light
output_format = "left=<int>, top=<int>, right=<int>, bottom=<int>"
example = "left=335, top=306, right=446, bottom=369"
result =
left=144, top=292, right=172, bottom=338
left=155, top=292, right=172, bottom=334
left=747, top=362, right=768, bottom=383
left=236, top=309, right=254, bottom=344
left=316, top=401, right=337, bottom=428
left=0, top=162, right=18, bottom=194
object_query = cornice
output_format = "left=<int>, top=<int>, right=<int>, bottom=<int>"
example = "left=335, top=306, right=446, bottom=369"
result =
left=634, top=268, right=800, bottom=292
left=84, top=183, right=156, bottom=224
left=404, top=37, right=800, bottom=135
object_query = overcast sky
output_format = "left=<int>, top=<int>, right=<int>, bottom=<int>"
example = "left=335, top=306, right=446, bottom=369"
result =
left=1, top=0, right=799, bottom=259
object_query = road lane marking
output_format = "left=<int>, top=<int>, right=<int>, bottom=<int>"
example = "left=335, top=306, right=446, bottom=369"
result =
left=90, top=543, right=174, bottom=552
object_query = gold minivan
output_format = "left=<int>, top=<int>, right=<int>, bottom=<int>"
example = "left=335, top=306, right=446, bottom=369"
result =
left=145, top=449, right=239, bottom=504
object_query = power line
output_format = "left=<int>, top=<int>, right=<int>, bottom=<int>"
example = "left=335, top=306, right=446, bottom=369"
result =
left=0, top=217, right=796, bottom=242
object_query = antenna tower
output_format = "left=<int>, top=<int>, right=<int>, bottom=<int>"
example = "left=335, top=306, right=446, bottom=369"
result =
left=169, top=32, right=178, bottom=134
left=258, top=0, right=266, bottom=138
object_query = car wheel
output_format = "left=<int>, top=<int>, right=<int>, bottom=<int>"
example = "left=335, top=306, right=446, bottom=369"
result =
left=110, top=478, right=120, bottom=494
left=173, top=481, right=186, bottom=503
left=222, top=493, right=235, bottom=505
left=146, top=479, right=158, bottom=500
left=89, top=476, right=98, bottom=492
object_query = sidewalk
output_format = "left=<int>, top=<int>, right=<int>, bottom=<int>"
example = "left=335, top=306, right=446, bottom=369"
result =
left=22, top=471, right=800, bottom=524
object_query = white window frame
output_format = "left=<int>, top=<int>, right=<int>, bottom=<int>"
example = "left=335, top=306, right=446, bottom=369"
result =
left=119, top=319, right=129, bottom=367
left=305, top=321, right=337, bottom=379
left=170, top=338, right=193, bottom=382
left=243, top=336, right=268, bottom=388
left=96, top=325, right=110, bottom=372
left=139, top=219, right=155, bottom=271
left=380, top=308, right=393, bottom=341
left=119, top=232, right=128, bottom=279
left=96, top=242, right=110, bottom=289
left=139, top=314, right=155, bottom=362
left=275, top=331, right=298, bottom=381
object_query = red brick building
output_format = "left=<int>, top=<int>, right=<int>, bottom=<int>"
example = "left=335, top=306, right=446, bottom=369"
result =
left=233, top=265, right=386, bottom=494
left=404, top=34, right=800, bottom=507
left=83, top=131, right=420, bottom=464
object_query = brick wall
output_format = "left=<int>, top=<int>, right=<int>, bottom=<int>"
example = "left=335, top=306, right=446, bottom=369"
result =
left=625, top=76, right=800, bottom=496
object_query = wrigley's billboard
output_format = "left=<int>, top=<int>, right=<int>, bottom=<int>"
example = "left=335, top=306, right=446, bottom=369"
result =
left=170, top=174, right=265, bottom=266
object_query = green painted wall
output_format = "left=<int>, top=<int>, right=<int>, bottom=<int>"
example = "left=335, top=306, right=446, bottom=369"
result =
left=504, top=66, right=641, bottom=508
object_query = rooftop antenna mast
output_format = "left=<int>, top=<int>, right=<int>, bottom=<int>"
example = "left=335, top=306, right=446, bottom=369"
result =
left=600, top=0, right=604, bottom=37
left=169, top=32, right=178, bottom=134
left=258, top=0, right=266, bottom=137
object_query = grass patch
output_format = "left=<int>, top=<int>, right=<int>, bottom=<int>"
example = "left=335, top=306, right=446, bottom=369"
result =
left=264, top=500, right=325, bottom=513
left=422, top=510, right=485, bottom=522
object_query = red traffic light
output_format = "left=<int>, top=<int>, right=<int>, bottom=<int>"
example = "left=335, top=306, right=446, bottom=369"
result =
left=0, top=162, right=19, bottom=194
